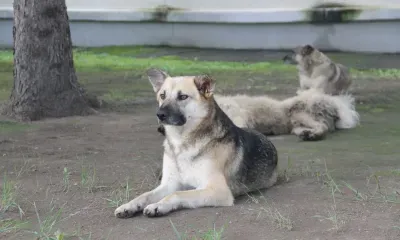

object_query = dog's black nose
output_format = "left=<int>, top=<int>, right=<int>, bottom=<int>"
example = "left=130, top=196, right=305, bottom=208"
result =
left=156, top=109, right=167, bottom=121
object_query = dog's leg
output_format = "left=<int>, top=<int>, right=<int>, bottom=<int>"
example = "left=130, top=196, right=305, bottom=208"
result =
left=156, top=167, right=163, bottom=181
left=143, top=176, right=234, bottom=217
left=156, top=124, right=166, bottom=180
left=291, top=113, right=328, bottom=141
left=115, top=154, right=179, bottom=218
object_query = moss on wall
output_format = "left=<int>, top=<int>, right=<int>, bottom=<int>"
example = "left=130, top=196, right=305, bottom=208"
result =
left=305, top=2, right=362, bottom=24
left=151, top=5, right=184, bottom=22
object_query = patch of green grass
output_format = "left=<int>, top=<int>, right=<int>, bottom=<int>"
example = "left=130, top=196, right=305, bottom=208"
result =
left=32, top=202, right=64, bottom=240
left=62, top=167, right=71, bottom=193
left=71, top=50, right=293, bottom=75
left=72, top=227, right=112, bottom=240
left=80, top=164, right=97, bottom=193
left=0, top=120, right=32, bottom=133
left=0, top=54, right=12, bottom=72
left=169, top=219, right=225, bottom=240
left=356, top=104, right=394, bottom=113
left=76, top=46, right=158, bottom=57
left=1, top=49, right=398, bottom=78
left=197, top=228, right=225, bottom=240
left=342, top=178, right=400, bottom=204
left=342, top=181, right=369, bottom=201
left=0, top=72, right=12, bottom=99
left=245, top=189, right=294, bottom=231
left=157, top=55, right=186, bottom=61
left=1, top=174, right=24, bottom=218
left=374, top=169, right=400, bottom=177
left=75, top=71, right=153, bottom=103
left=102, top=89, right=135, bottom=102
left=0, top=89, right=10, bottom=100
left=104, top=178, right=131, bottom=208
left=260, top=206, right=294, bottom=231
left=0, top=72, right=12, bottom=102
left=0, top=217, right=29, bottom=234
left=357, top=68, right=400, bottom=79
left=312, top=161, right=346, bottom=231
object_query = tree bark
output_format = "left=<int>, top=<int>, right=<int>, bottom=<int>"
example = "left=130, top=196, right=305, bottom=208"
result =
left=2, top=0, right=95, bottom=121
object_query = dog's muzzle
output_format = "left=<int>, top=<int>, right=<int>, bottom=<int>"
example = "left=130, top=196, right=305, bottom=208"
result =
left=282, top=54, right=296, bottom=65
left=156, top=106, right=186, bottom=126
left=282, top=55, right=290, bottom=61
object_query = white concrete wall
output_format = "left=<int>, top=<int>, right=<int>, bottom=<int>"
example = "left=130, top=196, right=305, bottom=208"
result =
left=0, top=0, right=399, bottom=10
left=0, top=0, right=399, bottom=53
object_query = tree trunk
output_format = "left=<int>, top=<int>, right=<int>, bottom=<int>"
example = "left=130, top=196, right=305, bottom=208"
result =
left=2, top=0, right=95, bottom=121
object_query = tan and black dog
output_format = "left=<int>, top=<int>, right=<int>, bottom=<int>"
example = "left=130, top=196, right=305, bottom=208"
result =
left=283, top=44, right=352, bottom=95
left=115, top=69, right=278, bottom=218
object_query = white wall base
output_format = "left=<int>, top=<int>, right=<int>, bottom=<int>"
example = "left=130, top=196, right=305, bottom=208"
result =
left=1, top=8, right=399, bottom=53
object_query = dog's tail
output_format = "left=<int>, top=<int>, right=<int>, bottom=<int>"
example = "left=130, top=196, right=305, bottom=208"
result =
left=331, top=93, right=360, bottom=129
left=294, top=89, right=360, bottom=130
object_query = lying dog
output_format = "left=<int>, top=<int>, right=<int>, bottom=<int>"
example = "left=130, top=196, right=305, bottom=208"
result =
left=115, top=69, right=278, bottom=218
left=215, top=91, right=359, bottom=141
left=283, top=44, right=352, bottom=95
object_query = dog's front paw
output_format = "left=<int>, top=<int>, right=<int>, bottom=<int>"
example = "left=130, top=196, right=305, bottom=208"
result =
left=143, top=203, right=171, bottom=217
left=298, top=129, right=312, bottom=140
left=114, top=203, right=141, bottom=218
left=298, top=129, right=324, bottom=141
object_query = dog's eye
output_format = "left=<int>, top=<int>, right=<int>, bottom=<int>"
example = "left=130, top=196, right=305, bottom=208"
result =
left=160, top=92, right=166, bottom=100
left=177, top=94, right=188, bottom=101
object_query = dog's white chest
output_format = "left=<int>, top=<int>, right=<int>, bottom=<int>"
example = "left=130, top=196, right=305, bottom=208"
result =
left=174, top=148, right=208, bottom=188
left=177, top=160, right=201, bottom=188
left=169, top=145, right=209, bottom=188
left=299, top=75, right=314, bottom=89
left=164, top=133, right=212, bottom=188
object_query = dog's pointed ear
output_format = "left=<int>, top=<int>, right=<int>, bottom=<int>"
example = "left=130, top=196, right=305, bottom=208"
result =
left=301, top=45, right=314, bottom=55
left=147, top=68, right=169, bottom=93
left=194, top=75, right=215, bottom=99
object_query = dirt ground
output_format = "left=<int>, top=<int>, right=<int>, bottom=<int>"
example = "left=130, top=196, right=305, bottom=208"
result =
left=1, top=49, right=400, bottom=240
